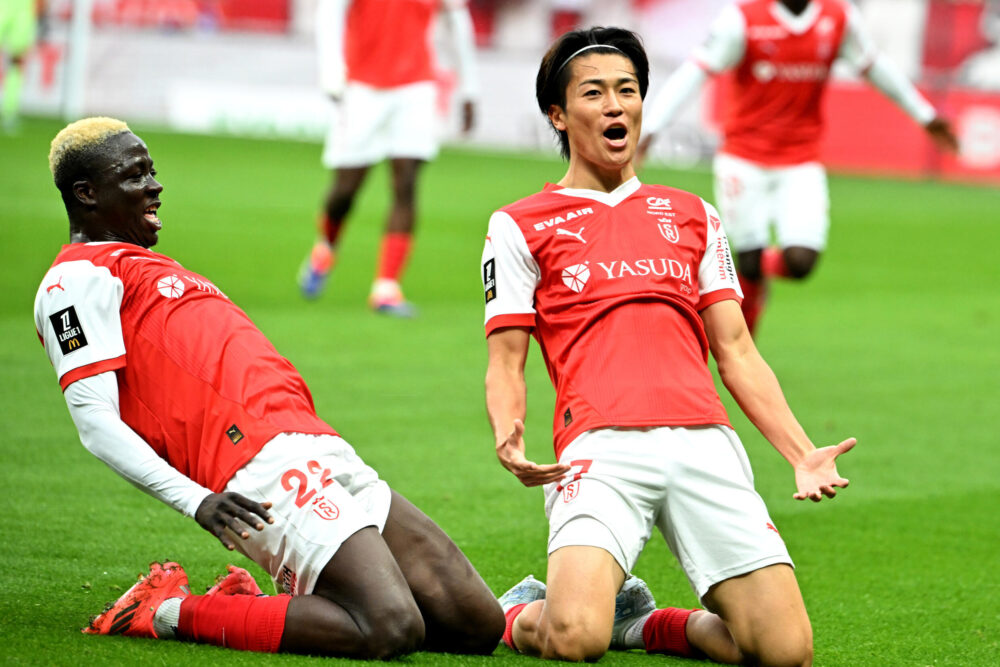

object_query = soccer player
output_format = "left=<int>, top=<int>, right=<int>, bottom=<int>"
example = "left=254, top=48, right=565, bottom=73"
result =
left=638, top=0, right=958, bottom=334
left=299, top=0, right=479, bottom=316
left=35, top=117, right=504, bottom=658
left=483, top=27, right=856, bottom=665
left=0, top=0, right=41, bottom=132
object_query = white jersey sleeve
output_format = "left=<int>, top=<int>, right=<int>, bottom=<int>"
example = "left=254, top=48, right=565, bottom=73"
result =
left=316, top=0, right=349, bottom=97
left=837, top=3, right=877, bottom=71
left=442, top=1, right=479, bottom=99
left=65, top=372, right=213, bottom=518
left=840, top=3, right=935, bottom=124
left=697, top=199, right=743, bottom=303
left=482, top=211, right=539, bottom=329
left=645, top=4, right=743, bottom=136
left=691, top=3, right=746, bottom=74
left=34, top=259, right=126, bottom=388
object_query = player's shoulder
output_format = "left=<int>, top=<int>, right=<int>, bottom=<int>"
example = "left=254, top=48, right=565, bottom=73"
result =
left=495, top=186, right=593, bottom=229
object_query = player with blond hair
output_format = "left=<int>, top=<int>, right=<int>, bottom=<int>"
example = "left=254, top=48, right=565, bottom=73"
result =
left=36, top=117, right=503, bottom=658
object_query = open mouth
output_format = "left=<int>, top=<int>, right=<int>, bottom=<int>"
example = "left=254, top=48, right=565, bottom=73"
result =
left=603, top=126, right=627, bottom=142
left=144, top=203, right=162, bottom=230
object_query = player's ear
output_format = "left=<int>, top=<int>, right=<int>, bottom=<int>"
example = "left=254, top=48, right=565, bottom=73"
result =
left=548, top=104, right=568, bottom=132
left=72, top=179, right=97, bottom=207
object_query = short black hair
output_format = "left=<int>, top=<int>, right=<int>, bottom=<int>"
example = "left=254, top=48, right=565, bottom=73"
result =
left=535, top=27, right=649, bottom=159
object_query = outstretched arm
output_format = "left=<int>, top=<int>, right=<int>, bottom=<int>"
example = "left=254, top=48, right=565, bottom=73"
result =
left=485, top=327, right=569, bottom=486
left=639, top=3, right=745, bottom=167
left=841, top=5, right=958, bottom=152
left=701, top=300, right=856, bottom=501
left=65, top=371, right=273, bottom=548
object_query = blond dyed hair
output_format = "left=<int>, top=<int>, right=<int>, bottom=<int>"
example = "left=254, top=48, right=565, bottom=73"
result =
left=49, top=117, right=131, bottom=192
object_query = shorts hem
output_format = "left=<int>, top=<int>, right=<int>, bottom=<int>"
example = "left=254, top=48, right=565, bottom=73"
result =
left=693, top=554, right=794, bottom=600
left=546, top=512, right=631, bottom=574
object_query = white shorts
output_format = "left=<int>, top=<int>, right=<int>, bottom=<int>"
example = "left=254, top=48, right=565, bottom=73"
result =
left=321, top=81, right=440, bottom=168
left=224, top=432, right=392, bottom=596
left=545, top=425, right=792, bottom=600
left=713, top=152, right=830, bottom=253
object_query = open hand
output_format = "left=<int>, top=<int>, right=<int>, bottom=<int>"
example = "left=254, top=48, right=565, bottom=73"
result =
left=925, top=117, right=959, bottom=153
left=195, top=492, right=274, bottom=550
left=496, top=419, right=570, bottom=487
left=793, top=437, right=857, bottom=502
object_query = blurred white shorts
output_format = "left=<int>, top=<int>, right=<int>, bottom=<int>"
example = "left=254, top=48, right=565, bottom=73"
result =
left=322, top=81, right=439, bottom=168
left=544, top=425, right=792, bottom=599
left=713, top=152, right=830, bottom=253
left=224, top=432, right=391, bottom=596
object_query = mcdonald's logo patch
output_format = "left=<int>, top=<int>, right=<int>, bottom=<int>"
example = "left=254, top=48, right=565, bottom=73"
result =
left=226, top=424, right=244, bottom=445
left=49, top=306, right=88, bottom=355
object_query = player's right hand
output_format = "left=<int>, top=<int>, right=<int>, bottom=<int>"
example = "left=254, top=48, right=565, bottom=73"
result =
left=496, top=419, right=571, bottom=487
left=195, top=492, right=275, bottom=550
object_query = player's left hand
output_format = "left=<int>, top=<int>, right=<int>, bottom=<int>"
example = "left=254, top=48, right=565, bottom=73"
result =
left=925, top=117, right=959, bottom=153
left=793, top=437, right=856, bottom=502
left=195, top=492, right=275, bottom=550
left=461, top=101, right=475, bottom=134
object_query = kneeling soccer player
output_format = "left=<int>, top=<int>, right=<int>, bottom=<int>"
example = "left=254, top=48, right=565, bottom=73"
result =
left=484, top=27, right=856, bottom=666
left=35, top=117, right=504, bottom=658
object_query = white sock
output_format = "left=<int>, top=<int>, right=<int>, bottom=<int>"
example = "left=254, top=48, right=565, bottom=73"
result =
left=152, top=597, right=183, bottom=639
left=623, top=611, right=654, bottom=649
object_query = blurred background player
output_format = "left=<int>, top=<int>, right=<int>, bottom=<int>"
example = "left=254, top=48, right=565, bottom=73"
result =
left=0, top=0, right=42, bottom=133
left=484, top=27, right=856, bottom=665
left=638, top=0, right=959, bottom=335
left=37, top=117, right=503, bottom=658
left=299, top=0, right=479, bottom=316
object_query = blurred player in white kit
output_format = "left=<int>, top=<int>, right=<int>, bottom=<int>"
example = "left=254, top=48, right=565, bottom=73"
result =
left=299, top=0, right=479, bottom=316
left=639, top=0, right=958, bottom=334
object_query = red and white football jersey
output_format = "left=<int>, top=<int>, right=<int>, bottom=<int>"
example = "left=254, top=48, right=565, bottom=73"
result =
left=482, top=178, right=742, bottom=457
left=34, top=243, right=336, bottom=492
left=345, top=0, right=463, bottom=88
left=695, top=0, right=874, bottom=165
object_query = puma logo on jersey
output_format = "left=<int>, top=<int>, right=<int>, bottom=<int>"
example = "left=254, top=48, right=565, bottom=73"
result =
left=46, top=277, right=64, bottom=293
left=555, top=227, right=587, bottom=244
left=533, top=208, right=594, bottom=231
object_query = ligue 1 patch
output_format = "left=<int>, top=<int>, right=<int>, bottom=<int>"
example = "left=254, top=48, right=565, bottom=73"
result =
left=49, top=306, right=88, bottom=355
left=483, top=258, right=497, bottom=303
left=226, top=424, right=244, bottom=445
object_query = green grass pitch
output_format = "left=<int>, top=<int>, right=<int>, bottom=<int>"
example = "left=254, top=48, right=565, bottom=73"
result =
left=1, top=118, right=998, bottom=665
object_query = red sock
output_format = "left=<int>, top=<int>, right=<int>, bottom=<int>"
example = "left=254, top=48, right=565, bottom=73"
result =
left=177, top=594, right=291, bottom=653
left=761, top=246, right=791, bottom=278
left=642, top=608, right=695, bottom=657
left=375, top=232, right=412, bottom=282
left=320, top=213, right=344, bottom=247
left=737, top=272, right=767, bottom=335
left=502, top=603, right=528, bottom=652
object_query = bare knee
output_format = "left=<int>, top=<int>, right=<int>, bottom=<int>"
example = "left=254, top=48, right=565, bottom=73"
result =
left=357, top=605, right=425, bottom=660
left=737, top=249, right=764, bottom=282
left=782, top=247, right=819, bottom=280
left=540, top=620, right=610, bottom=662
left=734, top=621, right=812, bottom=667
